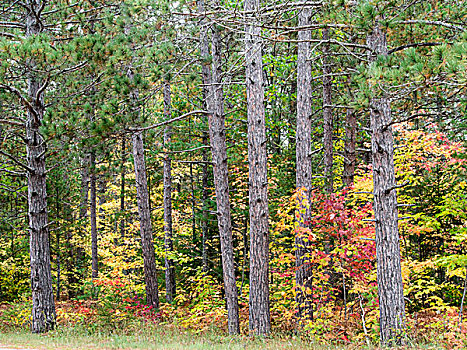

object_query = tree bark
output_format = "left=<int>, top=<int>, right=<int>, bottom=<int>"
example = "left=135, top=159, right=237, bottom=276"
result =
left=68, top=155, right=89, bottom=298
left=55, top=187, right=61, bottom=301
left=199, top=2, right=240, bottom=333
left=79, top=156, right=90, bottom=221
left=163, top=82, right=176, bottom=303
left=26, top=0, right=56, bottom=333
left=120, top=137, right=126, bottom=239
left=367, top=24, right=406, bottom=346
left=201, top=145, right=210, bottom=272
left=132, top=131, right=160, bottom=308
left=90, top=152, right=98, bottom=279
left=244, top=0, right=271, bottom=336
left=343, top=104, right=356, bottom=188
left=125, top=37, right=160, bottom=307
left=198, top=0, right=211, bottom=275
left=322, top=27, right=333, bottom=194
left=295, top=5, right=314, bottom=325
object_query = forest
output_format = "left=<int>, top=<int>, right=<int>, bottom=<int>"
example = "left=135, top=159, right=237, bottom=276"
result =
left=0, top=0, right=466, bottom=348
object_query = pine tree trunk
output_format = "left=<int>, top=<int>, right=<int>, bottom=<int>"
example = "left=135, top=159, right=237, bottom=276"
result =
left=90, top=152, right=98, bottom=279
left=125, top=43, right=160, bottom=307
left=295, top=5, right=314, bottom=325
left=201, top=145, right=210, bottom=269
left=26, top=0, right=56, bottom=333
left=163, top=82, right=176, bottom=303
left=367, top=24, right=406, bottom=346
left=198, top=0, right=211, bottom=275
left=120, top=137, right=126, bottom=239
left=55, top=187, right=61, bottom=301
left=198, top=0, right=240, bottom=333
left=132, top=131, right=160, bottom=309
left=322, top=27, right=333, bottom=194
left=69, top=155, right=89, bottom=297
left=343, top=105, right=356, bottom=188
left=79, top=156, right=90, bottom=221
left=210, top=19, right=240, bottom=336
left=244, top=0, right=271, bottom=336
left=342, top=0, right=357, bottom=190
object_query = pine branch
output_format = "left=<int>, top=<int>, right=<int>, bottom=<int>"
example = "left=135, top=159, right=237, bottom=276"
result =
left=388, top=42, right=443, bottom=54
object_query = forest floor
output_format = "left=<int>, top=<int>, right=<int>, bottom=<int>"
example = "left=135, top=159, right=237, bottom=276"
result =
left=0, top=330, right=447, bottom=350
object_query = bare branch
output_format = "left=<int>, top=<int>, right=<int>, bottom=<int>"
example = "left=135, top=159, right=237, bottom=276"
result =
left=388, top=42, right=444, bottom=55
left=0, top=119, right=24, bottom=127
left=396, top=20, right=465, bottom=32
left=0, top=149, right=34, bottom=173
left=128, top=110, right=208, bottom=132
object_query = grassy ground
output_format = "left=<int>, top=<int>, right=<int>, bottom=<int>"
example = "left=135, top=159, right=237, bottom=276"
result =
left=0, top=328, right=446, bottom=350
left=0, top=330, right=333, bottom=350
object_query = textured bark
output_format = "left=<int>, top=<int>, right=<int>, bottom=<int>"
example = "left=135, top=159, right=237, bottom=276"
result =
left=367, top=25, right=406, bottom=346
left=79, top=156, right=90, bottom=220
left=55, top=188, right=61, bottom=301
left=201, top=146, right=209, bottom=271
left=295, top=6, right=314, bottom=324
left=90, top=152, right=98, bottom=279
left=120, top=137, right=126, bottom=239
left=125, top=41, right=160, bottom=307
left=199, top=4, right=240, bottom=333
left=198, top=0, right=211, bottom=274
left=69, top=155, right=89, bottom=297
left=322, top=27, right=333, bottom=194
left=163, top=82, right=176, bottom=303
left=343, top=105, right=356, bottom=188
left=244, top=0, right=271, bottom=336
left=98, top=176, right=107, bottom=209
left=132, top=131, right=160, bottom=308
left=26, top=0, right=56, bottom=333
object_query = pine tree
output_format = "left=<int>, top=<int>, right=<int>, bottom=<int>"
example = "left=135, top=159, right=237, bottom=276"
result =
left=244, top=0, right=271, bottom=336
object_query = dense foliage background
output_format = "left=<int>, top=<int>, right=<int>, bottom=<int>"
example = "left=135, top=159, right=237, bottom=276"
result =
left=0, top=0, right=466, bottom=347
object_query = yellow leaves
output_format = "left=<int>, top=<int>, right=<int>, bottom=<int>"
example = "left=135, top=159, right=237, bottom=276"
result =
left=446, top=267, right=466, bottom=279
left=275, top=253, right=294, bottom=266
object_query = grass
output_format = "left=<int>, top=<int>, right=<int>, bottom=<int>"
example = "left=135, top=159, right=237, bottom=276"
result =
left=0, top=326, right=447, bottom=350
left=0, top=328, right=332, bottom=350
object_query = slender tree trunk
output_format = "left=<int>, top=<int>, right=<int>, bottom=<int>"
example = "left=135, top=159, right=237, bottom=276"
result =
left=322, top=27, right=333, bottom=194
left=120, top=137, right=126, bottom=239
left=244, top=0, right=270, bottom=336
left=79, top=156, right=90, bottom=220
left=198, top=2, right=240, bottom=333
left=201, top=147, right=210, bottom=268
left=458, top=268, right=467, bottom=332
left=26, top=0, right=56, bottom=332
left=343, top=105, right=356, bottom=188
left=90, top=152, right=98, bottom=279
left=295, top=5, right=314, bottom=325
left=69, top=155, right=89, bottom=297
left=367, top=24, right=406, bottom=346
left=198, top=0, right=211, bottom=275
left=55, top=187, right=61, bottom=301
left=189, top=150, right=197, bottom=245
left=98, top=176, right=107, bottom=209
left=163, top=82, right=176, bottom=303
left=132, top=131, right=160, bottom=308
left=125, top=39, right=160, bottom=307
left=61, top=178, right=74, bottom=300
left=201, top=151, right=209, bottom=274
left=342, top=0, right=358, bottom=190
